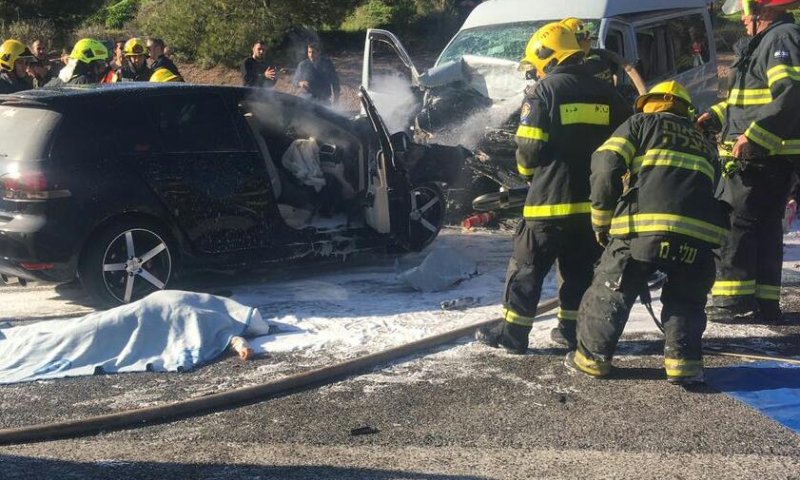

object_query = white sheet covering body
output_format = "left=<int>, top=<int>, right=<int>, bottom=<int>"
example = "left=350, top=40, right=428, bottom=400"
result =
left=0, top=291, right=267, bottom=384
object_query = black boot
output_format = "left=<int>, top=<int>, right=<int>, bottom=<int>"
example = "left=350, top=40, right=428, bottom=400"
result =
left=757, top=301, right=784, bottom=325
left=475, top=321, right=529, bottom=355
left=549, top=321, right=577, bottom=350
left=706, top=303, right=757, bottom=324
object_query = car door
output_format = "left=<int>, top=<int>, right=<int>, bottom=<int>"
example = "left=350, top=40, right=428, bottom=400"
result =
left=361, top=29, right=424, bottom=132
left=114, top=93, right=275, bottom=255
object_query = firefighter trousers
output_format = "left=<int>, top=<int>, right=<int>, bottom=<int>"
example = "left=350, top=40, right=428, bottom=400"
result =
left=712, top=160, right=793, bottom=317
left=499, top=217, right=601, bottom=350
left=576, top=237, right=715, bottom=366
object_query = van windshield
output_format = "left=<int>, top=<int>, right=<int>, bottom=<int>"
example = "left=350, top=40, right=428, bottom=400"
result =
left=0, top=105, right=61, bottom=162
left=437, top=20, right=601, bottom=66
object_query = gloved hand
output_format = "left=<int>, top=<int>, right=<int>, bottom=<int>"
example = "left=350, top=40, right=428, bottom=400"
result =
left=595, top=230, right=609, bottom=247
left=722, top=159, right=740, bottom=177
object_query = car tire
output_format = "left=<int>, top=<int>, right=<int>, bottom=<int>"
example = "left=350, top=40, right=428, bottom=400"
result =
left=407, top=182, right=446, bottom=252
left=79, top=218, right=175, bottom=307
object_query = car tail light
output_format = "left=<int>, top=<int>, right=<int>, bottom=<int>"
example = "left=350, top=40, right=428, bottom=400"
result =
left=2, top=171, right=71, bottom=201
left=19, top=262, right=55, bottom=271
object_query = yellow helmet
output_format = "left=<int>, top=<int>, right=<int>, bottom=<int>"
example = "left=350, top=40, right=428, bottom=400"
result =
left=561, top=17, right=591, bottom=54
left=519, top=22, right=583, bottom=77
left=634, top=81, right=695, bottom=112
left=124, top=37, right=148, bottom=57
left=0, top=39, right=33, bottom=72
left=70, top=38, right=109, bottom=64
left=150, top=68, right=181, bottom=83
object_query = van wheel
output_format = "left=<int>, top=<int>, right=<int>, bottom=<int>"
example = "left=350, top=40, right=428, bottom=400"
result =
left=79, top=219, right=174, bottom=307
left=407, top=183, right=445, bottom=251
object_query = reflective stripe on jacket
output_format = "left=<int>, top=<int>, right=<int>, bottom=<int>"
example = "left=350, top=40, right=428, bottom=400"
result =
left=591, top=112, right=728, bottom=248
left=716, top=20, right=800, bottom=156
left=515, top=62, right=632, bottom=221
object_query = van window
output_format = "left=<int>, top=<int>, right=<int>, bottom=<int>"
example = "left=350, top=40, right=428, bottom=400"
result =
left=667, top=14, right=710, bottom=73
left=156, top=95, right=241, bottom=153
left=635, top=23, right=674, bottom=81
left=0, top=106, right=61, bottom=162
left=437, top=20, right=601, bottom=66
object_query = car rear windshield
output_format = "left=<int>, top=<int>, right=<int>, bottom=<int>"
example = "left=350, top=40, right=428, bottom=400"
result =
left=0, top=105, right=61, bottom=162
left=437, top=19, right=600, bottom=66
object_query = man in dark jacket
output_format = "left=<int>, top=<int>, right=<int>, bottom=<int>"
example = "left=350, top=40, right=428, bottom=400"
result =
left=697, top=0, right=800, bottom=324
left=566, top=81, right=728, bottom=385
left=147, top=38, right=181, bottom=78
left=241, top=41, right=277, bottom=88
left=292, top=42, right=340, bottom=105
left=475, top=22, right=632, bottom=354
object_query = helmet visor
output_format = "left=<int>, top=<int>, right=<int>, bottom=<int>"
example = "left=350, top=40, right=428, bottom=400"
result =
left=722, top=0, right=752, bottom=15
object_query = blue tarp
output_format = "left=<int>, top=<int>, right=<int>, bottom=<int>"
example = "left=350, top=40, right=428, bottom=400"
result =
left=706, top=361, right=800, bottom=434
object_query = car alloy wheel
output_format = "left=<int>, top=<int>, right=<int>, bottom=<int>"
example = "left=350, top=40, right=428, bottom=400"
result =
left=407, top=183, right=445, bottom=251
left=100, top=228, right=172, bottom=303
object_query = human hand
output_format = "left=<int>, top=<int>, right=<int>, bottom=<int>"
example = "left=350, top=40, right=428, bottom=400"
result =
left=732, top=134, right=753, bottom=159
left=298, top=80, right=310, bottom=89
left=695, top=112, right=712, bottom=132
left=265, top=67, right=277, bottom=80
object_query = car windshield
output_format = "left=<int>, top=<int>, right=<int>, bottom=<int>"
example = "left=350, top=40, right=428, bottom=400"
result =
left=0, top=105, right=61, bottom=162
left=436, top=19, right=601, bottom=66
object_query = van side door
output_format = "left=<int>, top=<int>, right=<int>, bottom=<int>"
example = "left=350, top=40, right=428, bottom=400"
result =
left=630, top=9, right=718, bottom=111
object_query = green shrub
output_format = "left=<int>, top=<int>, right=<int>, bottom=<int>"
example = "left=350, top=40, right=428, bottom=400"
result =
left=104, top=0, right=139, bottom=29
left=341, top=0, right=394, bottom=31
left=0, top=19, right=58, bottom=46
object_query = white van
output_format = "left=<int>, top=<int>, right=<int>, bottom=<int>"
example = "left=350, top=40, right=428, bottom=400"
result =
left=362, top=0, right=718, bottom=191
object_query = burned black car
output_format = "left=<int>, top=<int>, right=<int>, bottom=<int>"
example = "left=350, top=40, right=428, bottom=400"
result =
left=0, top=83, right=468, bottom=305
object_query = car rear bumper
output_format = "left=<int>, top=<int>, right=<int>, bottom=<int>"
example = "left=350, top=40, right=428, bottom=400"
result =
left=0, top=213, right=79, bottom=283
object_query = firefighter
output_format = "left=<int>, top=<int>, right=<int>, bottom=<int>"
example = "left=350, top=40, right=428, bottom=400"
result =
left=697, top=0, right=800, bottom=324
left=44, top=39, right=109, bottom=87
left=113, top=37, right=152, bottom=82
left=475, top=22, right=632, bottom=353
left=566, top=81, right=728, bottom=385
left=560, top=17, right=647, bottom=96
left=0, top=39, right=34, bottom=93
left=150, top=67, right=183, bottom=83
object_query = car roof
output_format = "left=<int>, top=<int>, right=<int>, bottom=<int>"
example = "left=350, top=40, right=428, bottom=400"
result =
left=461, top=0, right=711, bottom=29
left=0, top=82, right=245, bottom=106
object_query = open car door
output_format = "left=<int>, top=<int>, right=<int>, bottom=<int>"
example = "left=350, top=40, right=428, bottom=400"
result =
left=361, top=29, right=425, bottom=133
left=359, top=87, right=445, bottom=252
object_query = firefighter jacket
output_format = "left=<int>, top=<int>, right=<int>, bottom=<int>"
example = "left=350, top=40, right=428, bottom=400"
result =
left=515, top=62, right=631, bottom=222
left=0, top=71, right=32, bottom=94
left=591, top=112, right=728, bottom=248
left=113, top=64, right=152, bottom=82
left=707, top=19, right=800, bottom=160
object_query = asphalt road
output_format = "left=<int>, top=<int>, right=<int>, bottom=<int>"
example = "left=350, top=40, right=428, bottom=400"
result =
left=1, top=281, right=800, bottom=479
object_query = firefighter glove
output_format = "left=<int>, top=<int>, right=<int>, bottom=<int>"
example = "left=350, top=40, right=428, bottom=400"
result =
left=595, top=230, right=610, bottom=247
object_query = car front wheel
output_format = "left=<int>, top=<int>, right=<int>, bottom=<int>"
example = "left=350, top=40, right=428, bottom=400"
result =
left=80, top=219, right=174, bottom=306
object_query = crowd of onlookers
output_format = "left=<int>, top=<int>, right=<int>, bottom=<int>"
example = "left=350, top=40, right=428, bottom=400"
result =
left=0, top=35, right=341, bottom=105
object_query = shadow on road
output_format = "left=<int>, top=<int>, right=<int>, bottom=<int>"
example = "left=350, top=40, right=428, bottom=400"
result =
left=0, top=455, right=488, bottom=480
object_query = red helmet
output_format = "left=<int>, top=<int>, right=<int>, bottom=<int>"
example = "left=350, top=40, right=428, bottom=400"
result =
left=722, top=0, right=800, bottom=14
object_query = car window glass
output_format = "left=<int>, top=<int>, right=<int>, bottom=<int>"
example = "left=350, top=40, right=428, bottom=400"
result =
left=439, top=21, right=553, bottom=65
left=667, top=14, right=710, bottom=73
left=635, top=22, right=674, bottom=82
left=156, top=95, right=240, bottom=153
left=112, top=100, right=162, bottom=154
left=0, top=106, right=61, bottom=162
left=603, top=27, right=626, bottom=81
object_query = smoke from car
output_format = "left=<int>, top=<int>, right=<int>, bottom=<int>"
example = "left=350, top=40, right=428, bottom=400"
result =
left=368, top=74, right=420, bottom=134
